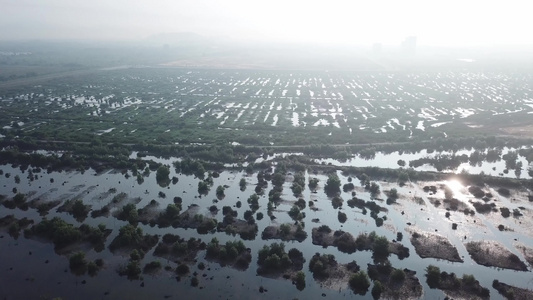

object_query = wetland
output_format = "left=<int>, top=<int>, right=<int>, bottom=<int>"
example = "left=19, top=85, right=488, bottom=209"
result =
left=2, top=67, right=533, bottom=299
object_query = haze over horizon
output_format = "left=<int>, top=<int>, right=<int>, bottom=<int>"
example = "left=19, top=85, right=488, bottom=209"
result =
left=2, top=0, right=532, bottom=48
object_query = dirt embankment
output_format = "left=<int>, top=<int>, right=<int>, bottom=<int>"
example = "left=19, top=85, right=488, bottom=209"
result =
left=493, top=280, right=533, bottom=300
left=465, top=240, right=528, bottom=271
left=408, top=229, right=463, bottom=263
left=515, top=243, right=533, bottom=267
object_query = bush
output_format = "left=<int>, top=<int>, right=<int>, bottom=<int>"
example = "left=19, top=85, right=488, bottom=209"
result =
left=119, top=203, right=138, bottom=223
left=369, top=182, right=380, bottom=195
left=244, top=210, right=253, bottom=221
left=294, top=271, right=305, bottom=290
left=324, top=174, right=341, bottom=195
left=279, top=223, right=291, bottom=236
left=396, top=232, right=403, bottom=241
left=191, top=276, right=199, bottom=287
left=335, top=232, right=357, bottom=253
left=462, top=274, right=476, bottom=286
left=468, top=186, right=485, bottom=198
left=30, top=217, right=82, bottom=248
left=216, top=185, right=225, bottom=198
left=311, top=260, right=325, bottom=276
left=349, top=271, right=370, bottom=294
left=257, top=242, right=298, bottom=272
left=390, top=269, right=405, bottom=282
left=247, top=194, right=260, bottom=211
left=371, top=280, right=384, bottom=299
left=13, top=193, right=25, bottom=205
left=264, top=254, right=281, bottom=269
left=69, top=251, right=87, bottom=269
left=500, top=207, right=511, bottom=218
left=156, top=165, right=170, bottom=186
left=87, top=261, right=99, bottom=276
left=472, top=201, right=494, bottom=213
left=332, top=196, right=343, bottom=209
left=198, top=181, right=209, bottom=194
left=388, top=188, right=398, bottom=199
left=71, top=199, right=89, bottom=220
left=130, top=249, right=142, bottom=261
left=95, top=258, right=104, bottom=267
left=373, top=236, right=390, bottom=258
left=114, top=224, right=143, bottom=247
left=295, top=198, right=306, bottom=209
left=143, top=261, right=162, bottom=273
left=343, top=182, right=355, bottom=192
left=308, top=177, right=319, bottom=190
left=291, top=183, right=303, bottom=196
left=125, top=261, right=141, bottom=279
left=425, top=265, right=440, bottom=288
left=176, top=263, right=190, bottom=275
left=288, top=205, right=304, bottom=221
left=338, top=211, right=347, bottom=223
left=497, top=188, right=510, bottom=197
left=317, top=225, right=331, bottom=233
left=165, top=203, right=181, bottom=219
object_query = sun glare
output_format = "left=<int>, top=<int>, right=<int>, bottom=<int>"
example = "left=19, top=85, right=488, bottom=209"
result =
left=445, top=179, right=465, bottom=197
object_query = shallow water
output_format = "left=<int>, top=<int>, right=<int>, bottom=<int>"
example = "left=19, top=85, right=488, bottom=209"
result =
left=1, top=160, right=532, bottom=299
left=316, top=147, right=531, bottom=179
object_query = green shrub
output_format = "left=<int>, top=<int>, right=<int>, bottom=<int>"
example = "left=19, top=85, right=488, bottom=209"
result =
left=317, top=225, right=331, bottom=233
left=87, top=261, right=99, bottom=276
left=125, top=261, right=141, bottom=279
left=349, top=271, right=370, bottom=294
left=338, top=211, right=347, bottom=223
left=462, top=274, right=476, bottom=286
left=143, top=261, right=162, bottom=273
left=294, top=271, right=305, bottom=290
left=69, top=251, right=87, bottom=269
left=373, top=236, right=390, bottom=258
left=390, top=269, right=405, bottom=282
left=425, top=265, right=440, bottom=288
left=176, top=263, right=190, bottom=275
left=371, top=280, right=384, bottom=299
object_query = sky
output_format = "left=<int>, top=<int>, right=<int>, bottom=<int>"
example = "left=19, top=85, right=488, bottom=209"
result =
left=1, top=0, right=532, bottom=47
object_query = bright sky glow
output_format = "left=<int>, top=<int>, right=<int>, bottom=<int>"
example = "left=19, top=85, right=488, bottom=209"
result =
left=1, top=0, right=532, bottom=46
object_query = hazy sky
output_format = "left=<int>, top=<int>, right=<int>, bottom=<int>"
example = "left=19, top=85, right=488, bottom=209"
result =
left=1, top=0, right=532, bottom=47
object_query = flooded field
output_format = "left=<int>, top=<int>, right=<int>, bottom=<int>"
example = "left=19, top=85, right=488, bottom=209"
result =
left=1, top=67, right=533, bottom=299
left=2, top=153, right=533, bottom=299
left=4, top=0, right=533, bottom=297
left=2, top=68, right=533, bottom=147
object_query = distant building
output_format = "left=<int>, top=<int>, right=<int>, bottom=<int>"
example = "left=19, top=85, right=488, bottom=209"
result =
left=401, top=36, right=417, bottom=56
left=372, top=43, right=382, bottom=54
